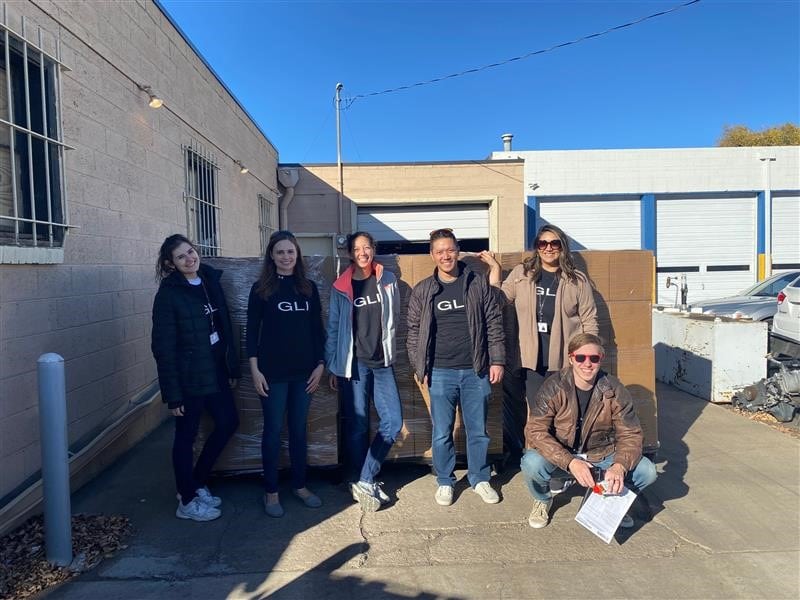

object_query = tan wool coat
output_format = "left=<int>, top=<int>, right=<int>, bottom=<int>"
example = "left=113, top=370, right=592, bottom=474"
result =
left=500, top=264, right=599, bottom=371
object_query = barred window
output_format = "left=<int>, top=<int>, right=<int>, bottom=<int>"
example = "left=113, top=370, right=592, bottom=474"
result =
left=258, top=192, right=277, bottom=253
left=0, top=26, right=67, bottom=249
left=183, top=142, right=219, bottom=257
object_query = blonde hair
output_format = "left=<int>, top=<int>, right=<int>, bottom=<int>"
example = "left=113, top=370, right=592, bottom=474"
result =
left=567, top=332, right=604, bottom=355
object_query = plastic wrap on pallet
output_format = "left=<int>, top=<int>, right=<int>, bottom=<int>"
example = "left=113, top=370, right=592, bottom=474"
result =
left=196, top=255, right=339, bottom=474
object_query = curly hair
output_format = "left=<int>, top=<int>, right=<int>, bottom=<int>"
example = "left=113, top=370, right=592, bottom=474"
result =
left=522, top=224, right=578, bottom=282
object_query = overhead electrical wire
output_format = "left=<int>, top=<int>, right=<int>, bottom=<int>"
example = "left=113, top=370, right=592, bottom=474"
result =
left=343, top=0, right=702, bottom=108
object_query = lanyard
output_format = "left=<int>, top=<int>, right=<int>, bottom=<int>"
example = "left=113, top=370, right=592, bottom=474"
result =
left=199, top=278, right=218, bottom=334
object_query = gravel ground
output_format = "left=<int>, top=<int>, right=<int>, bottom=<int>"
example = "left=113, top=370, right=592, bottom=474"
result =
left=0, top=514, right=131, bottom=600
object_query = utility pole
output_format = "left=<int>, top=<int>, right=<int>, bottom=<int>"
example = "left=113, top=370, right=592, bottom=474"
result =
left=335, top=83, right=344, bottom=234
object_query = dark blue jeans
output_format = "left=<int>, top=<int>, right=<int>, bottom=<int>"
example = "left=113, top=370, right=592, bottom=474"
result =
left=429, top=368, right=492, bottom=487
left=260, top=380, right=312, bottom=493
left=340, top=360, right=403, bottom=484
left=172, top=377, right=239, bottom=503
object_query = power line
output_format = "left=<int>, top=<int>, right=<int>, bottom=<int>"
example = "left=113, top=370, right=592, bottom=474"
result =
left=344, top=0, right=701, bottom=106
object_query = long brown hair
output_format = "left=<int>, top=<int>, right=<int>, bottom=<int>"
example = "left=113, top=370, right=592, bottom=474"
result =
left=523, top=224, right=578, bottom=282
left=255, top=230, right=313, bottom=299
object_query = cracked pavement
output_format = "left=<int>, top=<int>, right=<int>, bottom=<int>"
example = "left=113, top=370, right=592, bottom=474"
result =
left=44, top=383, right=799, bottom=599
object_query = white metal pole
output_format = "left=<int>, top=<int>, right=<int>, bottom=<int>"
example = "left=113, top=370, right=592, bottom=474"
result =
left=335, top=83, right=344, bottom=234
left=761, top=157, right=776, bottom=278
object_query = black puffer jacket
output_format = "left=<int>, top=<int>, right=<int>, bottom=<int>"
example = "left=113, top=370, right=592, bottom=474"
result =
left=151, top=264, right=240, bottom=408
left=407, top=261, right=505, bottom=381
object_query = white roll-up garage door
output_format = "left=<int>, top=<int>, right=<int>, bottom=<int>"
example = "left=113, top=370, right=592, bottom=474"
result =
left=656, top=195, right=756, bottom=305
left=772, top=194, right=800, bottom=271
left=356, top=204, right=489, bottom=242
left=538, top=197, right=641, bottom=250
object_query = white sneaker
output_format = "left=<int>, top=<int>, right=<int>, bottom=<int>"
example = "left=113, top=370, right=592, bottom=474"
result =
left=176, top=497, right=221, bottom=522
left=473, top=481, right=500, bottom=504
left=176, top=486, right=222, bottom=508
left=528, top=498, right=552, bottom=529
left=374, top=482, right=391, bottom=505
left=435, top=485, right=454, bottom=506
left=350, top=481, right=381, bottom=512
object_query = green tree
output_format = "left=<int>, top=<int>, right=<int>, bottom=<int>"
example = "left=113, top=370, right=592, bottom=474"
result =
left=717, top=123, right=800, bottom=146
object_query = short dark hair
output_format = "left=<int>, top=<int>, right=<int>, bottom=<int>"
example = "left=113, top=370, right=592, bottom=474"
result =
left=429, top=228, right=458, bottom=247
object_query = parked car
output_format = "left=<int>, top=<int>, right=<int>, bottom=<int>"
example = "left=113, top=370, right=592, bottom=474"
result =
left=772, top=277, right=800, bottom=358
left=691, top=270, right=800, bottom=326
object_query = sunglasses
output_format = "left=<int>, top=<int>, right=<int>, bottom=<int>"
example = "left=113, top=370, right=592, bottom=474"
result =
left=570, top=353, right=603, bottom=364
left=536, top=239, right=562, bottom=250
left=429, top=227, right=455, bottom=240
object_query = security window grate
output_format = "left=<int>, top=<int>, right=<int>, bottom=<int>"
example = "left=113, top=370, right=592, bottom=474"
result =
left=0, top=24, right=67, bottom=249
left=183, top=142, right=220, bottom=257
left=258, top=192, right=276, bottom=253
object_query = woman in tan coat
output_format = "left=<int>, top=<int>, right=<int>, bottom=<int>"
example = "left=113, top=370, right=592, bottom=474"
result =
left=481, top=224, right=598, bottom=464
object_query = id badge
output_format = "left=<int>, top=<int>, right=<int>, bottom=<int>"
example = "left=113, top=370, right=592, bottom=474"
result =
left=210, top=331, right=220, bottom=345
left=537, top=322, right=548, bottom=333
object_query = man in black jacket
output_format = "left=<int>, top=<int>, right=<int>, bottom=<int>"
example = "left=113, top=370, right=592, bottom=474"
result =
left=407, top=228, right=505, bottom=507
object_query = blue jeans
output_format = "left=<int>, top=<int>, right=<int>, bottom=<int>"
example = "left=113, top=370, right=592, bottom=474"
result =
left=429, top=367, right=492, bottom=487
left=260, top=380, right=311, bottom=493
left=340, top=360, right=403, bottom=484
left=521, top=449, right=658, bottom=502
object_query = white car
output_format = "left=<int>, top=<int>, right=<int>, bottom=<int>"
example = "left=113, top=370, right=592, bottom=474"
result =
left=772, top=277, right=800, bottom=358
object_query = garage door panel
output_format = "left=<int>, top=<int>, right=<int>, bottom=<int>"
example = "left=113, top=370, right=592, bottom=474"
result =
left=357, top=204, right=488, bottom=242
left=539, top=198, right=640, bottom=250
left=656, top=195, right=756, bottom=304
left=772, top=195, right=800, bottom=268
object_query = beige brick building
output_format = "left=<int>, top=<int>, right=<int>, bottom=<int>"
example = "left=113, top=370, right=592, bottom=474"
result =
left=0, top=1, right=277, bottom=529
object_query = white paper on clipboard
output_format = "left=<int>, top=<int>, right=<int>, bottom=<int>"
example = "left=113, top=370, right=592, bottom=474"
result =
left=574, top=484, right=636, bottom=544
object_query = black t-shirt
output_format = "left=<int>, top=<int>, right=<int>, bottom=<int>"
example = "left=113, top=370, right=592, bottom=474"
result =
left=432, top=270, right=473, bottom=370
left=536, top=270, right=559, bottom=370
left=246, top=275, right=325, bottom=382
left=572, top=384, right=595, bottom=453
left=352, top=275, right=384, bottom=368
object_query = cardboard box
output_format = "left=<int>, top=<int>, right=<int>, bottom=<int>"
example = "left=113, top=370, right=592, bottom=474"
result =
left=598, top=301, right=653, bottom=350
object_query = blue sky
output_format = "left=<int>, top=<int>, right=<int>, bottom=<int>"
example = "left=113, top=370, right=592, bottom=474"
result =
left=158, top=0, right=800, bottom=163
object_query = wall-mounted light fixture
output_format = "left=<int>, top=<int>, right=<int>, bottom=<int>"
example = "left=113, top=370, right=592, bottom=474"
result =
left=234, top=159, right=249, bottom=174
left=137, top=84, right=163, bottom=108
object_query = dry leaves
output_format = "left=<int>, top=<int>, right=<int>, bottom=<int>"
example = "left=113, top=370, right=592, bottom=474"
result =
left=0, top=513, right=132, bottom=600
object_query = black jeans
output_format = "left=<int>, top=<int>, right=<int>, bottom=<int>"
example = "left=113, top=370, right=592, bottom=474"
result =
left=502, top=366, right=551, bottom=458
left=172, top=370, right=239, bottom=504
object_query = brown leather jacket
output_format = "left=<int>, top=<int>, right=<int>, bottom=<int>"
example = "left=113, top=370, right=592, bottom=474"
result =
left=525, top=368, right=644, bottom=472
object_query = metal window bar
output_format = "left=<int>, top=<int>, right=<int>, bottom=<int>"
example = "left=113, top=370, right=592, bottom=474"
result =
left=258, top=193, right=276, bottom=252
left=183, top=142, right=220, bottom=257
left=0, top=15, right=68, bottom=248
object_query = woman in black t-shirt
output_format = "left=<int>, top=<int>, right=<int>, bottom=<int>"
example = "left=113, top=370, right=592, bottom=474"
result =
left=247, top=231, right=326, bottom=517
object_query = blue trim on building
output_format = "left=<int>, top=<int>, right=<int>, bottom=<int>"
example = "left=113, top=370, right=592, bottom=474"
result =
left=640, top=194, right=656, bottom=252
left=756, top=191, right=765, bottom=254
left=525, top=196, right=538, bottom=250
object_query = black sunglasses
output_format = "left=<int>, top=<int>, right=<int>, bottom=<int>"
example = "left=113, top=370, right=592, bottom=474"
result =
left=570, top=353, right=602, bottom=364
left=536, top=239, right=562, bottom=250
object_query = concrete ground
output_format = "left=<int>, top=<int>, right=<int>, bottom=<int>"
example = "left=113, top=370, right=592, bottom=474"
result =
left=44, top=383, right=799, bottom=600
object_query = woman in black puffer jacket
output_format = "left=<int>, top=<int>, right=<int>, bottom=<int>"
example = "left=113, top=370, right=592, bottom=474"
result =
left=151, top=234, right=240, bottom=522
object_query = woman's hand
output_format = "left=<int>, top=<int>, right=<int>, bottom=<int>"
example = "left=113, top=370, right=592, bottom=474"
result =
left=328, top=373, right=338, bottom=391
left=478, top=250, right=502, bottom=286
left=306, top=364, right=325, bottom=394
left=170, top=405, right=185, bottom=417
left=251, top=367, right=269, bottom=397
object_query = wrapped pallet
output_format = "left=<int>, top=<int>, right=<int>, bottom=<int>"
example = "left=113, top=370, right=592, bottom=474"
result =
left=197, top=256, right=339, bottom=472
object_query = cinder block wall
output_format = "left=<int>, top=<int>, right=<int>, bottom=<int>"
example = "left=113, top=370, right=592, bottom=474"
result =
left=0, top=1, right=277, bottom=503
left=286, top=161, right=525, bottom=252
